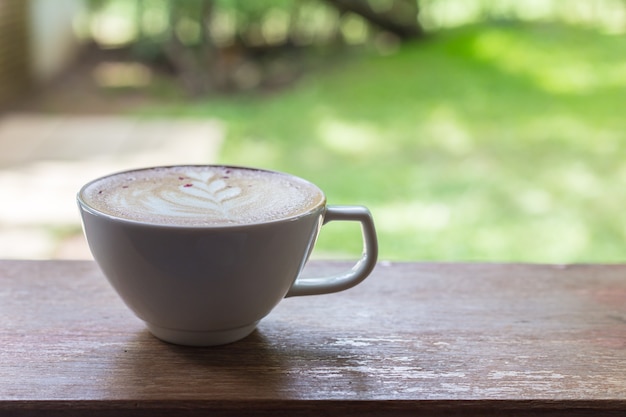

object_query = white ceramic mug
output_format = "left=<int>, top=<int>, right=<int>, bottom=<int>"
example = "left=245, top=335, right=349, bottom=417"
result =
left=77, top=165, right=378, bottom=346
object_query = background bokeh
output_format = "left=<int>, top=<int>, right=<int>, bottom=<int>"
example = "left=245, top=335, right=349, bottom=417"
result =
left=1, top=0, right=626, bottom=262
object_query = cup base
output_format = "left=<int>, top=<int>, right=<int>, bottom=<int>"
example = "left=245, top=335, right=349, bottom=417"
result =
left=146, top=322, right=259, bottom=346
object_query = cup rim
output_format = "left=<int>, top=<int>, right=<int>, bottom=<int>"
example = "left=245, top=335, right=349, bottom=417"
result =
left=77, top=164, right=327, bottom=229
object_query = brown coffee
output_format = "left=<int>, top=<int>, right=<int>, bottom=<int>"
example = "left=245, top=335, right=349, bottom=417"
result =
left=79, top=166, right=325, bottom=226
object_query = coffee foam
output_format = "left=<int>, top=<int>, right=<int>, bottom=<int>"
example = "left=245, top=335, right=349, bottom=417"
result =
left=80, top=166, right=325, bottom=226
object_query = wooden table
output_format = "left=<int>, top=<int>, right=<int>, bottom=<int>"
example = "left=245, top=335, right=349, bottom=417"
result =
left=1, top=260, right=626, bottom=416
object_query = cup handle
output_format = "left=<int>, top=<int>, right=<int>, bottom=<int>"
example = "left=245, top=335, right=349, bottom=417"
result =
left=285, top=205, right=378, bottom=297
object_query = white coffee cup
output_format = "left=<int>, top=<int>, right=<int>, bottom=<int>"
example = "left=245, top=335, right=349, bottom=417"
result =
left=77, top=165, right=377, bottom=346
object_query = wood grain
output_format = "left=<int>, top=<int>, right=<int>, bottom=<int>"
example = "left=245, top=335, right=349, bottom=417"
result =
left=1, top=260, right=626, bottom=416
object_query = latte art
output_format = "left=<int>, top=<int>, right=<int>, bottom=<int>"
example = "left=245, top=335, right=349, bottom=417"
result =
left=133, top=170, right=243, bottom=219
left=80, top=166, right=325, bottom=226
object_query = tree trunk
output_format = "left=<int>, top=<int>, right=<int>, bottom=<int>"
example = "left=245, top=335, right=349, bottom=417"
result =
left=323, top=0, right=425, bottom=40
left=163, top=0, right=216, bottom=95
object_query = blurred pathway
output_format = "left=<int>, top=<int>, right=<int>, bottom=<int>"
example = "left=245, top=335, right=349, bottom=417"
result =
left=0, top=113, right=224, bottom=259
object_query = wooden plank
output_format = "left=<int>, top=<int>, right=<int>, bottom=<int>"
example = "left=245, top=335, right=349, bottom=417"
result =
left=1, top=260, right=626, bottom=416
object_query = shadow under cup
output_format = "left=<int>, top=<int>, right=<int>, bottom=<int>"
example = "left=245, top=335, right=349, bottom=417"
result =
left=77, top=165, right=378, bottom=346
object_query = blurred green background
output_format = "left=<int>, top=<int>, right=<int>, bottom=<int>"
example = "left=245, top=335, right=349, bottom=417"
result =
left=153, top=22, right=626, bottom=262
left=3, top=0, right=626, bottom=262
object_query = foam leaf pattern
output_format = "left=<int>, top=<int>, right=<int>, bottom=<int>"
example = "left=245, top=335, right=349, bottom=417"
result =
left=138, top=170, right=243, bottom=219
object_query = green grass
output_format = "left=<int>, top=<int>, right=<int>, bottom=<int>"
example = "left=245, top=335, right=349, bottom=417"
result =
left=143, top=22, right=626, bottom=263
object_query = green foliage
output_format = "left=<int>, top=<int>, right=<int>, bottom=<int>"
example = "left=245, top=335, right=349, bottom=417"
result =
left=213, top=0, right=294, bottom=14
left=141, top=23, right=626, bottom=263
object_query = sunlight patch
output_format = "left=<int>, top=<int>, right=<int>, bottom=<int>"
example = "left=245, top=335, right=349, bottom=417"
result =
left=92, top=62, right=152, bottom=88
left=537, top=62, right=626, bottom=93
left=560, top=163, right=601, bottom=197
left=234, top=138, right=281, bottom=166
left=89, top=3, right=138, bottom=47
left=472, top=29, right=626, bottom=94
left=421, top=0, right=626, bottom=34
left=262, top=8, right=290, bottom=45
left=318, top=118, right=382, bottom=155
left=525, top=216, right=590, bottom=260
left=472, top=215, right=590, bottom=261
left=375, top=201, right=452, bottom=233
left=422, top=107, right=473, bottom=155
left=526, top=114, right=621, bottom=152
left=515, top=188, right=553, bottom=215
